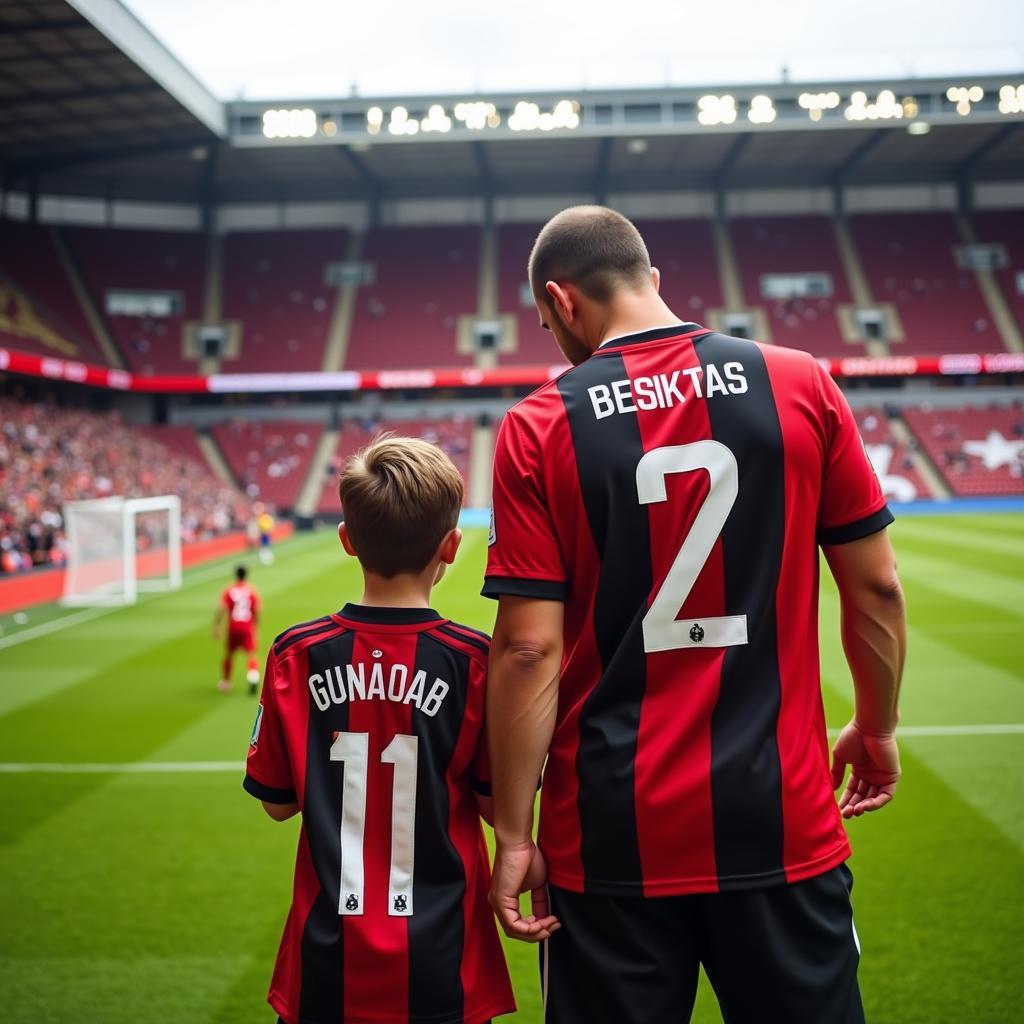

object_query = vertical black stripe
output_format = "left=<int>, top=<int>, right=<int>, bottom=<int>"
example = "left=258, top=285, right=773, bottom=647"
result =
left=407, top=634, right=468, bottom=1020
left=299, top=629, right=354, bottom=1023
left=697, top=334, right=786, bottom=886
left=558, top=355, right=647, bottom=890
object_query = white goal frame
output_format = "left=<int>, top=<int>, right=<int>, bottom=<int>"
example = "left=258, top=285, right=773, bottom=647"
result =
left=61, top=495, right=182, bottom=606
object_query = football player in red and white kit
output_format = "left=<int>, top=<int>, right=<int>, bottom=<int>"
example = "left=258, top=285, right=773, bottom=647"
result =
left=214, top=565, right=261, bottom=694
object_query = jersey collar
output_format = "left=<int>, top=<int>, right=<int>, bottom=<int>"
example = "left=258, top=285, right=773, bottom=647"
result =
left=597, top=322, right=707, bottom=352
left=336, top=603, right=444, bottom=626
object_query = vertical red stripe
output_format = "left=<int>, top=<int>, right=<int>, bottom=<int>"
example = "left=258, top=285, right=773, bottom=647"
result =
left=624, top=340, right=722, bottom=893
left=763, top=350, right=851, bottom=880
left=533, top=392, right=603, bottom=890
left=269, top=644, right=316, bottom=1019
left=343, top=631, right=416, bottom=1022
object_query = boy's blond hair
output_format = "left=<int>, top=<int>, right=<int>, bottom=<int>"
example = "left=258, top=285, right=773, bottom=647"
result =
left=338, top=435, right=463, bottom=578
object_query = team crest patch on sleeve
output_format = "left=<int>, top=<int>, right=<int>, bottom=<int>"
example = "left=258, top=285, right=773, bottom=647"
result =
left=488, top=509, right=496, bottom=547
left=250, top=703, right=264, bottom=748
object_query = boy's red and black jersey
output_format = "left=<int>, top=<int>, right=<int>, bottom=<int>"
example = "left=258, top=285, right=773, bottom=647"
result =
left=244, top=604, right=514, bottom=1024
left=483, top=324, right=893, bottom=898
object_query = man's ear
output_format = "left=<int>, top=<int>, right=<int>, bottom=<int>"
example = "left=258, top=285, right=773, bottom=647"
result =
left=439, top=527, right=462, bottom=565
left=338, top=521, right=357, bottom=557
left=545, top=281, right=575, bottom=325
left=651, top=266, right=661, bottom=293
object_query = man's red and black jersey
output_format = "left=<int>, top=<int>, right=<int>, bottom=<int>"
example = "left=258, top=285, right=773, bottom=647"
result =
left=244, top=604, right=514, bottom=1024
left=483, top=324, right=893, bottom=898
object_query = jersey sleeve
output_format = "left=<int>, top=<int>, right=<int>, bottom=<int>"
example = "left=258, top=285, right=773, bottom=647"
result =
left=222, top=588, right=232, bottom=610
left=482, top=409, right=568, bottom=601
left=814, top=363, right=895, bottom=545
left=243, top=649, right=297, bottom=804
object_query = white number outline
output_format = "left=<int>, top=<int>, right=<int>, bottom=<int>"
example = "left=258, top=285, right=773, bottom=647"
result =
left=331, top=731, right=419, bottom=917
left=637, top=441, right=748, bottom=652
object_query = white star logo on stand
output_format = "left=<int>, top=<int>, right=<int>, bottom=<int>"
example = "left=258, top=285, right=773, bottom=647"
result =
left=962, top=431, right=1024, bottom=471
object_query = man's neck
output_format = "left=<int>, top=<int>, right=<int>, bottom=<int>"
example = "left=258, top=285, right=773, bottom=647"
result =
left=590, top=291, right=683, bottom=350
left=358, top=568, right=436, bottom=609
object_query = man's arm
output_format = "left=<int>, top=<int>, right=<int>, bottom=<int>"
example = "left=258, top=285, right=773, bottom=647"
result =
left=823, top=528, right=907, bottom=818
left=212, top=604, right=225, bottom=639
left=261, top=800, right=299, bottom=821
left=487, top=595, right=563, bottom=942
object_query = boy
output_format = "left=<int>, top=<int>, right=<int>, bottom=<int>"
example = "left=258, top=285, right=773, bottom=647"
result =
left=244, top=437, right=517, bottom=1024
left=214, top=565, right=261, bottom=694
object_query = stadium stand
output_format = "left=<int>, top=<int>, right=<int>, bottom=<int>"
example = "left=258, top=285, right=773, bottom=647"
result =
left=0, top=397, right=245, bottom=574
left=902, top=404, right=1024, bottom=496
left=66, top=227, right=207, bottom=376
left=346, top=226, right=479, bottom=370
left=316, top=416, right=473, bottom=515
left=220, top=229, right=347, bottom=373
left=854, top=407, right=934, bottom=501
left=729, top=216, right=856, bottom=357
left=496, top=222, right=549, bottom=364
left=211, top=419, right=324, bottom=511
left=972, top=210, right=1024, bottom=337
left=0, top=221, right=107, bottom=365
left=849, top=213, right=995, bottom=354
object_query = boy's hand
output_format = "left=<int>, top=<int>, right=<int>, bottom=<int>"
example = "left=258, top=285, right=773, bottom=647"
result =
left=831, top=720, right=900, bottom=818
left=490, top=839, right=560, bottom=943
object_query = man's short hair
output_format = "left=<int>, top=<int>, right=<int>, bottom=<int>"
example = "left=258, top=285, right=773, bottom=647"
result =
left=338, top=435, right=463, bottom=578
left=529, top=205, right=652, bottom=303
left=235, top=565, right=247, bottom=581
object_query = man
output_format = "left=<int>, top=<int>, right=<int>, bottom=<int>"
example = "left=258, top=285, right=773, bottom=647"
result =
left=214, top=565, right=262, bottom=694
left=483, top=206, right=906, bottom=1023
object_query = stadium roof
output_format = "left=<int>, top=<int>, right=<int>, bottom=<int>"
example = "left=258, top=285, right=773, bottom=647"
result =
left=1, top=1, right=1022, bottom=206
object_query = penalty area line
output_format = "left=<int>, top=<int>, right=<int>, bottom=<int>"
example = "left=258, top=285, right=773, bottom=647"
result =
left=3, top=724, right=1024, bottom=774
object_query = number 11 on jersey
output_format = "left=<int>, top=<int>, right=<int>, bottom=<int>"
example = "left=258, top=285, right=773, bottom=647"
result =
left=331, top=731, right=419, bottom=917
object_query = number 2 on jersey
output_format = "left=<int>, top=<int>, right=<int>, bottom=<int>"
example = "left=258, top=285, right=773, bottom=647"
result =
left=636, top=440, right=748, bottom=652
left=331, top=731, right=418, bottom=917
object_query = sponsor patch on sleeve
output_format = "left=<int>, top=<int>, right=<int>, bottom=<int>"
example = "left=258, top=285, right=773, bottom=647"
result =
left=250, top=703, right=264, bottom=748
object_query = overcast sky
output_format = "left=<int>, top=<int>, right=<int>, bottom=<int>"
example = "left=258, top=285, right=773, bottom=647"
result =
left=123, top=0, right=1024, bottom=100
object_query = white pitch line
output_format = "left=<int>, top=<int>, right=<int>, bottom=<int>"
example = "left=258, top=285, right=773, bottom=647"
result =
left=827, top=724, right=1024, bottom=737
left=2, top=724, right=1023, bottom=775
left=0, top=761, right=245, bottom=774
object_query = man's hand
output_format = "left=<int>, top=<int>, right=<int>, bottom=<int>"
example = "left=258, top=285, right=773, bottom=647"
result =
left=831, top=720, right=900, bottom=818
left=490, top=840, right=560, bottom=943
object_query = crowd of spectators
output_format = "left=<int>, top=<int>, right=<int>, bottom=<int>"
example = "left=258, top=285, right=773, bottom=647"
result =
left=0, top=397, right=247, bottom=574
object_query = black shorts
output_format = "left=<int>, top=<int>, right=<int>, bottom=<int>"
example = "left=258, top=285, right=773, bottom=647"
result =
left=543, top=864, right=864, bottom=1024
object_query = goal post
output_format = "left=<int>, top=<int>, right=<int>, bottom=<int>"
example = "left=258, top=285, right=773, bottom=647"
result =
left=61, top=495, right=182, bottom=606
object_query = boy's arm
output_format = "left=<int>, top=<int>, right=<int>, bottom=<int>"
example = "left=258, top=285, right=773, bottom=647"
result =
left=261, top=800, right=299, bottom=821
left=475, top=794, right=495, bottom=826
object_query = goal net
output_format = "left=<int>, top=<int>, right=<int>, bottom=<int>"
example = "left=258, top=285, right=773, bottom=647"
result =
left=61, top=496, right=182, bottom=606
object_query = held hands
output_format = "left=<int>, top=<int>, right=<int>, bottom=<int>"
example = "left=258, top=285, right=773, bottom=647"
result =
left=489, top=839, right=560, bottom=943
left=831, top=720, right=901, bottom=818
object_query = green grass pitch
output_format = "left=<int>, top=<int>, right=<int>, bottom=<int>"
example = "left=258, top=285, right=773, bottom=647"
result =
left=1, top=514, right=1022, bottom=1023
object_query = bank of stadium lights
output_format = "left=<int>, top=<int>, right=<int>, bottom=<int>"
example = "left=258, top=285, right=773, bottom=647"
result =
left=844, top=90, right=905, bottom=121
left=454, top=101, right=501, bottom=130
left=798, top=91, right=840, bottom=121
left=947, top=85, right=984, bottom=115
left=747, top=95, right=776, bottom=124
left=999, top=84, right=1024, bottom=114
left=697, top=95, right=736, bottom=126
left=261, top=107, right=317, bottom=139
left=508, top=99, right=581, bottom=131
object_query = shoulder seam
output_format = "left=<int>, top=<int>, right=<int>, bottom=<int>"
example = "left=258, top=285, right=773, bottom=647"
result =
left=428, top=625, right=490, bottom=661
left=272, top=615, right=333, bottom=647
left=274, top=622, right=346, bottom=658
